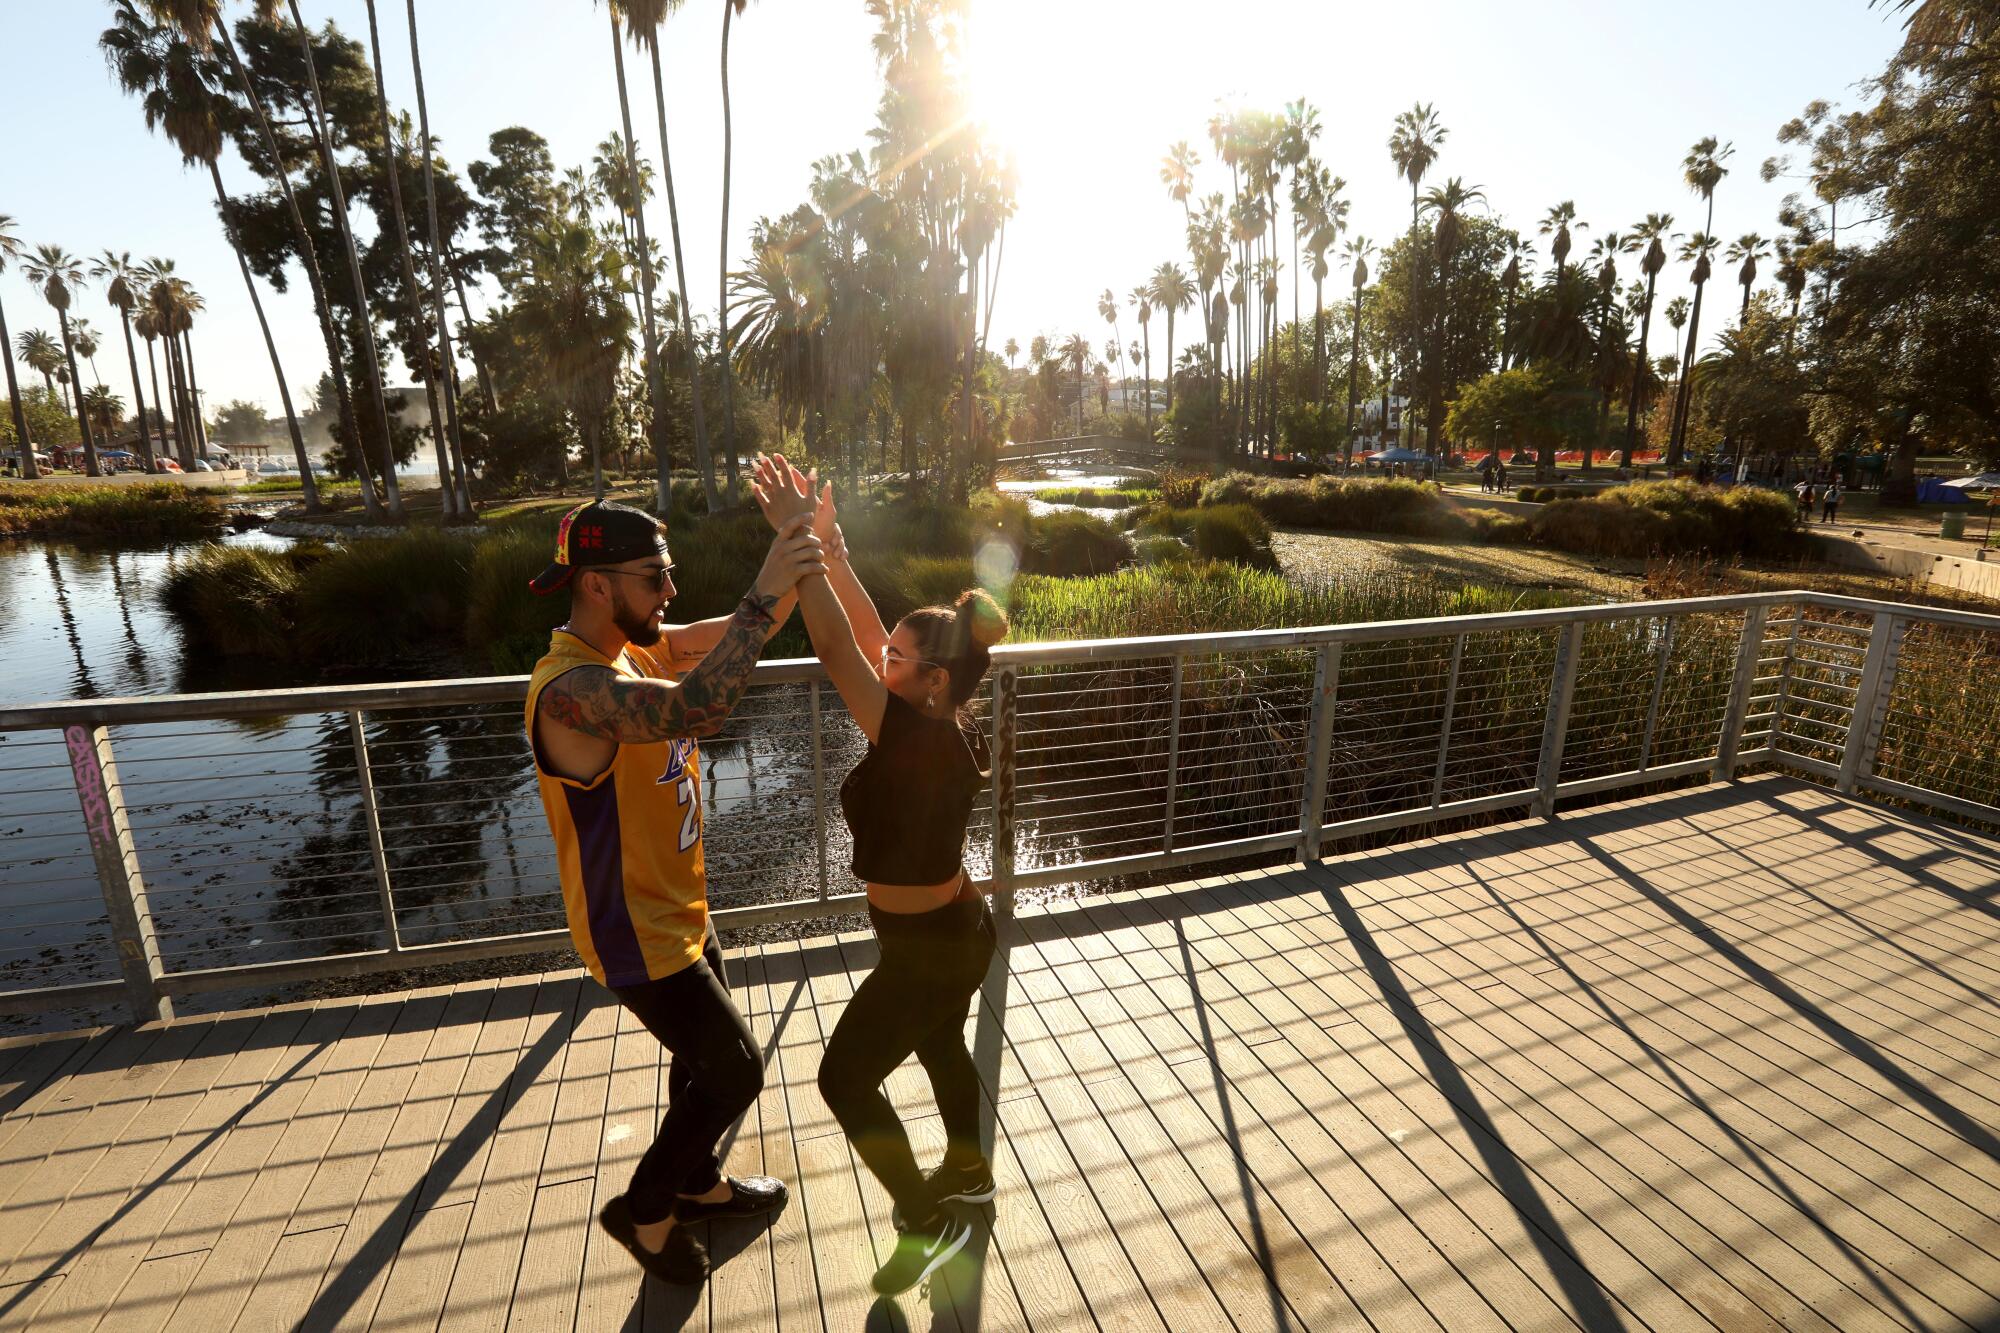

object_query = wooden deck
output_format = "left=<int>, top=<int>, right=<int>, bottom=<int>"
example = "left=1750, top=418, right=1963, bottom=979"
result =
left=2, top=774, right=1998, bottom=1332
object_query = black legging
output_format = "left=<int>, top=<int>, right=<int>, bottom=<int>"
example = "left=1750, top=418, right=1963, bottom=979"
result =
left=610, top=923, right=764, bottom=1226
left=818, top=893, right=996, bottom=1226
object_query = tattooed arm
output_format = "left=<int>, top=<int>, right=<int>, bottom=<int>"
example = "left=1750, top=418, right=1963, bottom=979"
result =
left=661, top=589, right=797, bottom=675
left=537, top=517, right=824, bottom=747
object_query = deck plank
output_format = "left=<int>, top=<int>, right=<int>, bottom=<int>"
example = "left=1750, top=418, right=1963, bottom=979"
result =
left=0, top=779, right=1994, bottom=1333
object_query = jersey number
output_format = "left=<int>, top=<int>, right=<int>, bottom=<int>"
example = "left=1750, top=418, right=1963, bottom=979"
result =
left=675, top=775, right=701, bottom=852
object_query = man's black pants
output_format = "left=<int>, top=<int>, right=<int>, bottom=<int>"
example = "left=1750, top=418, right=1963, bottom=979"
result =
left=608, top=924, right=763, bottom=1226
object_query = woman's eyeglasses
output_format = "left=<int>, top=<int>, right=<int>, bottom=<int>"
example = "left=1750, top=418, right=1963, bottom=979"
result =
left=599, top=564, right=676, bottom=593
left=880, top=644, right=940, bottom=672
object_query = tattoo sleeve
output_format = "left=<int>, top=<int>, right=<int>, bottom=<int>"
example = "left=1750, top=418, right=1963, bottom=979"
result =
left=540, top=593, right=784, bottom=743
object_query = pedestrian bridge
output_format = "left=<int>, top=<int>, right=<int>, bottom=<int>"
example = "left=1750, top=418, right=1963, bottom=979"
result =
left=1, top=591, right=1997, bottom=1327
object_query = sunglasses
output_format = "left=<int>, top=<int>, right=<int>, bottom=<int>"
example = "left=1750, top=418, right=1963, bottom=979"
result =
left=880, top=644, right=940, bottom=672
left=597, top=564, right=677, bottom=593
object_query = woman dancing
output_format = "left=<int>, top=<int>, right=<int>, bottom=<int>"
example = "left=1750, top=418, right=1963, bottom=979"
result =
left=754, top=456, right=1006, bottom=1297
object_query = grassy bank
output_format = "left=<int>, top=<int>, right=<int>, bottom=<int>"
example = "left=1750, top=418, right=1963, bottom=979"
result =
left=1201, top=473, right=1807, bottom=562
left=0, top=483, right=225, bottom=540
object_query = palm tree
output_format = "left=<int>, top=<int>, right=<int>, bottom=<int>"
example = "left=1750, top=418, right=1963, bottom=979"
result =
left=1160, top=140, right=1199, bottom=224
left=1278, top=100, right=1321, bottom=330
left=405, top=0, right=473, bottom=515
left=1499, top=233, right=1534, bottom=371
left=72, top=321, right=104, bottom=389
left=362, top=0, right=456, bottom=518
left=1097, top=288, right=1125, bottom=406
left=101, top=10, right=320, bottom=501
left=0, top=217, right=36, bottom=477
left=515, top=214, right=635, bottom=498
left=1342, top=236, right=1374, bottom=464
left=1145, top=263, right=1195, bottom=420
left=1003, top=337, right=1018, bottom=369
left=145, top=267, right=201, bottom=469
left=616, top=0, right=724, bottom=509
left=717, top=0, right=759, bottom=506
left=1388, top=102, right=1445, bottom=446
left=83, top=385, right=125, bottom=440
left=1540, top=201, right=1582, bottom=292
left=283, top=0, right=402, bottom=517
left=23, top=246, right=102, bottom=476
left=18, top=330, right=62, bottom=400
left=1061, top=332, right=1091, bottom=434
left=1621, top=213, right=1674, bottom=468
left=112, top=0, right=355, bottom=512
left=1667, top=233, right=1720, bottom=463
left=1726, top=233, right=1770, bottom=316
left=92, top=253, right=156, bottom=473
left=1296, top=161, right=1346, bottom=409
left=1127, top=285, right=1152, bottom=440
left=1584, top=232, right=1626, bottom=473
left=133, top=304, right=169, bottom=458
left=1419, top=177, right=1483, bottom=453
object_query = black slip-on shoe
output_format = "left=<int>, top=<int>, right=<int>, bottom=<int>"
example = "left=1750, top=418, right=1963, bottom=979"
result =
left=892, top=1159, right=996, bottom=1231
left=674, top=1174, right=790, bottom=1222
left=597, top=1194, right=709, bottom=1285
left=871, top=1208, right=973, bottom=1298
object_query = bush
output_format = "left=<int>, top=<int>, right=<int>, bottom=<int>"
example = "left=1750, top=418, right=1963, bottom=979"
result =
left=1134, top=535, right=1193, bottom=566
left=1144, top=503, right=1276, bottom=568
left=1034, top=486, right=1156, bottom=509
left=1156, top=466, right=1209, bottom=509
left=293, top=530, right=477, bottom=661
left=1023, top=508, right=1132, bottom=575
left=467, top=526, right=570, bottom=672
left=0, top=482, right=224, bottom=539
left=1526, top=480, right=1806, bottom=560
left=1518, top=487, right=1541, bottom=503
left=1202, top=472, right=1470, bottom=538
left=160, top=544, right=314, bottom=658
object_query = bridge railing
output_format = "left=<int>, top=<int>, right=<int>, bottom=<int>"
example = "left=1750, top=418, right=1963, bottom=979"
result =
left=3, top=590, right=1996, bottom=1024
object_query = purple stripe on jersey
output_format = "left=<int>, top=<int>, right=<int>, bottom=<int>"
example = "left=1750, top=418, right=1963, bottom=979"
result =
left=562, top=780, right=649, bottom=985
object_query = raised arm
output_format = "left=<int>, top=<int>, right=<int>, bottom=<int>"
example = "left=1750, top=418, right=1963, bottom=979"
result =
left=753, top=457, right=890, bottom=741
left=538, top=516, right=823, bottom=745
left=753, top=454, right=891, bottom=664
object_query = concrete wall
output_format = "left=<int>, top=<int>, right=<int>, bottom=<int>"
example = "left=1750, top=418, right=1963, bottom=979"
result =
left=1812, top=533, right=2000, bottom=602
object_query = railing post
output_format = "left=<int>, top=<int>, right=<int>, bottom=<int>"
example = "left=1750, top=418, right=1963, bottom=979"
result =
left=1429, top=633, right=1465, bottom=809
left=1298, top=643, right=1342, bottom=863
left=1714, top=605, right=1768, bottom=781
left=1533, top=622, right=1585, bottom=818
left=348, top=711, right=401, bottom=954
left=1768, top=611, right=1804, bottom=755
left=1163, top=653, right=1183, bottom=853
left=1838, top=612, right=1904, bottom=794
left=64, top=724, right=172, bottom=1024
left=991, top=665, right=1017, bottom=916
left=1637, top=617, right=1675, bottom=773
left=808, top=679, right=829, bottom=899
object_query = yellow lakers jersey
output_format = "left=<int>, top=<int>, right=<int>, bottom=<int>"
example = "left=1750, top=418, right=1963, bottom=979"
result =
left=526, top=630, right=707, bottom=987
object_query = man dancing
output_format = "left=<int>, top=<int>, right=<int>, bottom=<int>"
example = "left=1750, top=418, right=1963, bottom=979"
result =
left=524, top=498, right=824, bottom=1284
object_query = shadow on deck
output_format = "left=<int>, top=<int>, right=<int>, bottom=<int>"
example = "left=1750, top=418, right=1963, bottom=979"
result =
left=1, top=774, right=1998, bottom=1331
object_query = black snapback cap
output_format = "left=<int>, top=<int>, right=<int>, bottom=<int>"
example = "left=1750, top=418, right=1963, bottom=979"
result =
left=528, top=500, right=671, bottom=596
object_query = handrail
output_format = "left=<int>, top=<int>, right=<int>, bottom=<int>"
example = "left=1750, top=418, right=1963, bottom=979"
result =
left=3, top=587, right=1996, bottom=1025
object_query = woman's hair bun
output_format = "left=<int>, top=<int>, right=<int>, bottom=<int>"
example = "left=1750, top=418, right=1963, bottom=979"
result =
left=955, top=587, right=1009, bottom=648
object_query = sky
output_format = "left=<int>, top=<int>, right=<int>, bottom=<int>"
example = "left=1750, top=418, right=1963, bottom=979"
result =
left=0, top=0, right=1909, bottom=424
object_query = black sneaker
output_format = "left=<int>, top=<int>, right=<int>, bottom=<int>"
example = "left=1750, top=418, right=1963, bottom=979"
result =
left=871, top=1208, right=972, bottom=1297
left=597, top=1194, right=710, bottom=1285
left=891, top=1158, right=996, bottom=1231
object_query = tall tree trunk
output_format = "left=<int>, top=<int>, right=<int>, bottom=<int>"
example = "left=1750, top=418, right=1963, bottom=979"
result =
left=214, top=17, right=379, bottom=521
left=1142, top=317, right=1154, bottom=442
left=406, top=1, right=473, bottom=516
left=142, top=335, right=166, bottom=469
left=1312, top=276, right=1325, bottom=416
left=1622, top=275, right=1657, bottom=470
left=182, top=329, right=211, bottom=459
left=165, top=329, right=194, bottom=470
left=211, top=160, right=315, bottom=508
left=645, top=40, right=719, bottom=510
left=608, top=14, right=672, bottom=514
left=585, top=411, right=604, bottom=500
left=1345, top=286, right=1362, bottom=468
left=1667, top=282, right=1707, bottom=467
left=2, top=294, right=39, bottom=479
left=441, top=237, right=498, bottom=414
left=58, top=314, right=99, bottom=476
left=1162, top=307, right=1175, bottom=417
left=115, top=311, right=152, bottom=471
left=716, top=0, right=741, bottom=503
left=289, top=0, right=402, bottom=518
left=363, top=0, right=455, bottom=519
left=958, top=274, right=976, bottom=504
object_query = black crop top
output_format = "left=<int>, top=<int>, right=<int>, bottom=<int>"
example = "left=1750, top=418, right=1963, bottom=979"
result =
left=839, top=691, right=991, bottom=885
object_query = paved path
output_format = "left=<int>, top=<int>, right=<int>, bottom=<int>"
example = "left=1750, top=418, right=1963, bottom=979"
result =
left=1, top=774, right=1997, bottom=1330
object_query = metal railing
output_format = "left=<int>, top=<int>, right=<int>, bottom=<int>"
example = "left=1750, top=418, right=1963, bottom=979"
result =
left=3, top=589, right=1996, bottom=1025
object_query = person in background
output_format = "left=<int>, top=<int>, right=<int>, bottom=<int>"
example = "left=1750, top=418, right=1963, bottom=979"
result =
left=1822, top=478, right=1844, bottom=524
